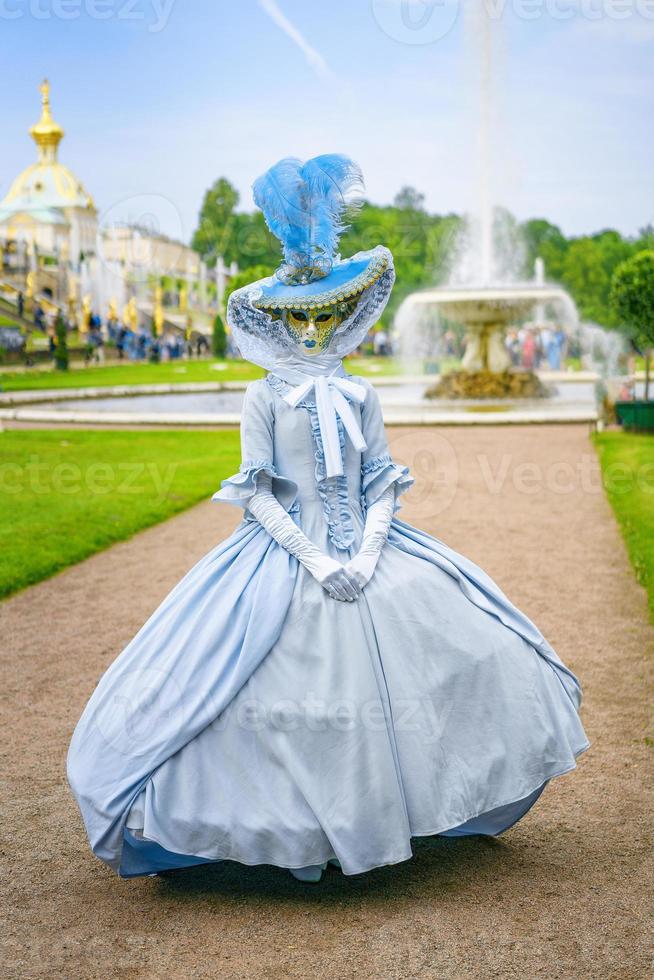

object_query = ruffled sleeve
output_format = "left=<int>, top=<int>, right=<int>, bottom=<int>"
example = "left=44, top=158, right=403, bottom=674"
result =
left=359, top=381, right=413, bottom=510
left=212, top=380, right=298, bottom=512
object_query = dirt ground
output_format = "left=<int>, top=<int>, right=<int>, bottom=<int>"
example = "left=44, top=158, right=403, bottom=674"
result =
left=2, top=424, right=652, bottom=979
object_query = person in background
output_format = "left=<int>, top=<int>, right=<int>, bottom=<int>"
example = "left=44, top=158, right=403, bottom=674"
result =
left=522, top=329, right=536, bottom=370
left=34, top=303, right=45, bottom=331
left=540, top=326, right=552, bottom=367
left=506, top=329, right=521, bottom=367
left=617, top=379, right=635, bottom=401
left=547, top=326, right=566, bottom=371
left=374, top=328, right=389, bottom=356
left=136, top=331, right=147, bottom=360
left=116, top=325, right=127, bottom=360
left=90, top=320, right=105, bottom=364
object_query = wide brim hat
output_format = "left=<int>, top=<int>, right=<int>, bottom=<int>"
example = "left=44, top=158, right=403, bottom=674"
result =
left=228, top=245, right=394, bottom=371
left=252, top=245, right=391, bottom=312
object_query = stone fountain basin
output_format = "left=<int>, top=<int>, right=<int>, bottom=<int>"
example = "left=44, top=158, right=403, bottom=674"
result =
left=409, top=285, right=571, bottom=324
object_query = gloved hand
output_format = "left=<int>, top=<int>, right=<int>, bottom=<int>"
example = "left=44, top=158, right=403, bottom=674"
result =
left=247, top=471, right=361, bottom=602
left=345, top=484, right=395, bottom=590
left=309, top=555, right=361, bottom=602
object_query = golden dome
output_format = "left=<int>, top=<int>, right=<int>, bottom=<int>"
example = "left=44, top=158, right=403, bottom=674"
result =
left=0, top=80, right=95, bottom=215
left=30, top=79, right=64, bottom=160
left=3, top=162, right=95, bottom=211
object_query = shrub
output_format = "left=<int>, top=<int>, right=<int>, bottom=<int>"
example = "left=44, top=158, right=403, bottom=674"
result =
left=611, top=250, right=654, bottom=400
left=212, top=313, right=227, bottom=359
left=54, top=314, right=69, bottom=372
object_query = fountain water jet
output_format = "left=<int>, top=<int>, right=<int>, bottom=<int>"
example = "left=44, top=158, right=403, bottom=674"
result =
left=397, top=3, right=578, bottom=401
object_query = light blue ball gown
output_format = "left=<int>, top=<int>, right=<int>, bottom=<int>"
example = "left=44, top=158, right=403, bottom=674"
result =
left=67, top=368, right=589, bottom=878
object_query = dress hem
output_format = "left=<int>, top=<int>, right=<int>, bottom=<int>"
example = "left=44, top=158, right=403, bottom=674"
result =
left=122, top=743, right=590, bottom=879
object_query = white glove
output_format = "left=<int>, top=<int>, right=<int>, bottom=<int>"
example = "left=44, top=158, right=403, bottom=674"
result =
left=345, top=485, right=395, bottom=590
left=247, top=472, right=361, bottom=602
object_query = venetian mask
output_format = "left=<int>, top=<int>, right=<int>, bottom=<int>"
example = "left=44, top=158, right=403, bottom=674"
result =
left=281, top=298, right=359, bottom=356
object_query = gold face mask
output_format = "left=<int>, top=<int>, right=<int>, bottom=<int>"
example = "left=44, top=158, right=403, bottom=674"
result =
left=282, top=299, right=358, bottom=356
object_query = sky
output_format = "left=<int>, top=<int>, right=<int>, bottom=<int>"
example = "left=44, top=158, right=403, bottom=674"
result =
left=2, top=0, right=653, bottom=245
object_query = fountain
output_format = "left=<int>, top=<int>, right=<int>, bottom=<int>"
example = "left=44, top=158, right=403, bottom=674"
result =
left=397, top=4, right=576, bottom=402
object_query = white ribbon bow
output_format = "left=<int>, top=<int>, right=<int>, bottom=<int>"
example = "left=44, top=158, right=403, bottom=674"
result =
left=284, top=375, right=368, bottom=478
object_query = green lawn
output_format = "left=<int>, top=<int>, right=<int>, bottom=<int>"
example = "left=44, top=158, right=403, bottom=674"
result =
left=594, top=431, right=654, bottom=619
left=0, top=429, right=241, bottom=599
left=0, top=356, right=428, bottom=392
left=0, top=359, right=265, bottom=391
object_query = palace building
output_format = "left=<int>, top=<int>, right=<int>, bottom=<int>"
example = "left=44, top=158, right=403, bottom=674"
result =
left=0, top=81, right=201, bottom=286
left=0, top=80, right=97, bottom=260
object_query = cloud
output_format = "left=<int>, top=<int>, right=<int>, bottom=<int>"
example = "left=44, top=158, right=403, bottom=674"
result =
left=257, top=0, right=332, bottom=79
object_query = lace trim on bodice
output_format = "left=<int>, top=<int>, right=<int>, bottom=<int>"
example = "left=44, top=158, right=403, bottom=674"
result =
left=266, top=373, right=355, bottom=551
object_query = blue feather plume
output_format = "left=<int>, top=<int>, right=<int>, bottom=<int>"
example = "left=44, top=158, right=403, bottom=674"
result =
left=252, top=154, right=364, bottom=275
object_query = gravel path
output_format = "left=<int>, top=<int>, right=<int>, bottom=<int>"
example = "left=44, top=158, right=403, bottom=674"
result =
left=2, top=424, right=652, bottom=979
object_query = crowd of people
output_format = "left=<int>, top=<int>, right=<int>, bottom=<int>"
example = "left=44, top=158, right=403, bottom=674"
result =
left=369, top=323, right=570, bottom=371
left=106, top=319, right=208, bottom=362
left=32, top=304, right=211, bottom=365
left=439, top=324, right=569, bottom=371
left=505, top=325, right=568, bottom=371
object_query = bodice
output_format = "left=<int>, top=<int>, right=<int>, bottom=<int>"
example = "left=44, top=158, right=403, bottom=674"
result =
left=213, top=373, right=413, bottom=553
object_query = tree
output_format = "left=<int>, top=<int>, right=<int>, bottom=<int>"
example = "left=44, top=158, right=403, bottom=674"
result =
left=520, top=218, right=568, bottom=281
left=192, top=178, right=240, bottom=260
left=54, top=313, right=68, bottom=371
left=610, top=250, right=654, bottom=400
left=212, top=312, right=227, bottom=359
left=561, top=238, right=611, bottom=324
left=393, top=186, right=426, bottom=211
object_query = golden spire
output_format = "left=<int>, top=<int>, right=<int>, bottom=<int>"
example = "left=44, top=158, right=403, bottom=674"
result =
left=29, top=79, right=64, bottom=163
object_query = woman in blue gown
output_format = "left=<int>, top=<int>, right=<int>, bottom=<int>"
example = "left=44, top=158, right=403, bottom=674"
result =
left=68, top=155, right=589, bottom=882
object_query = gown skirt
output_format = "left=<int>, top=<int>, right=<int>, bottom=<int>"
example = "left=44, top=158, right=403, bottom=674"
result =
left=68, top=376, right=589, bottom=878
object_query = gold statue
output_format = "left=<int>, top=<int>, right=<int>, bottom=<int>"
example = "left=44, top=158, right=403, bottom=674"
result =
left=127, top=297, right=138, bottom=331
left=179, top=284, right=188, bottom=314
left=153, top=285, right=164, bottom=337
left=108, top=297, right=118, bottom=322
left=67, top=276, right=77, bottom=321
left=79, top=294, right=91, bottom=335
